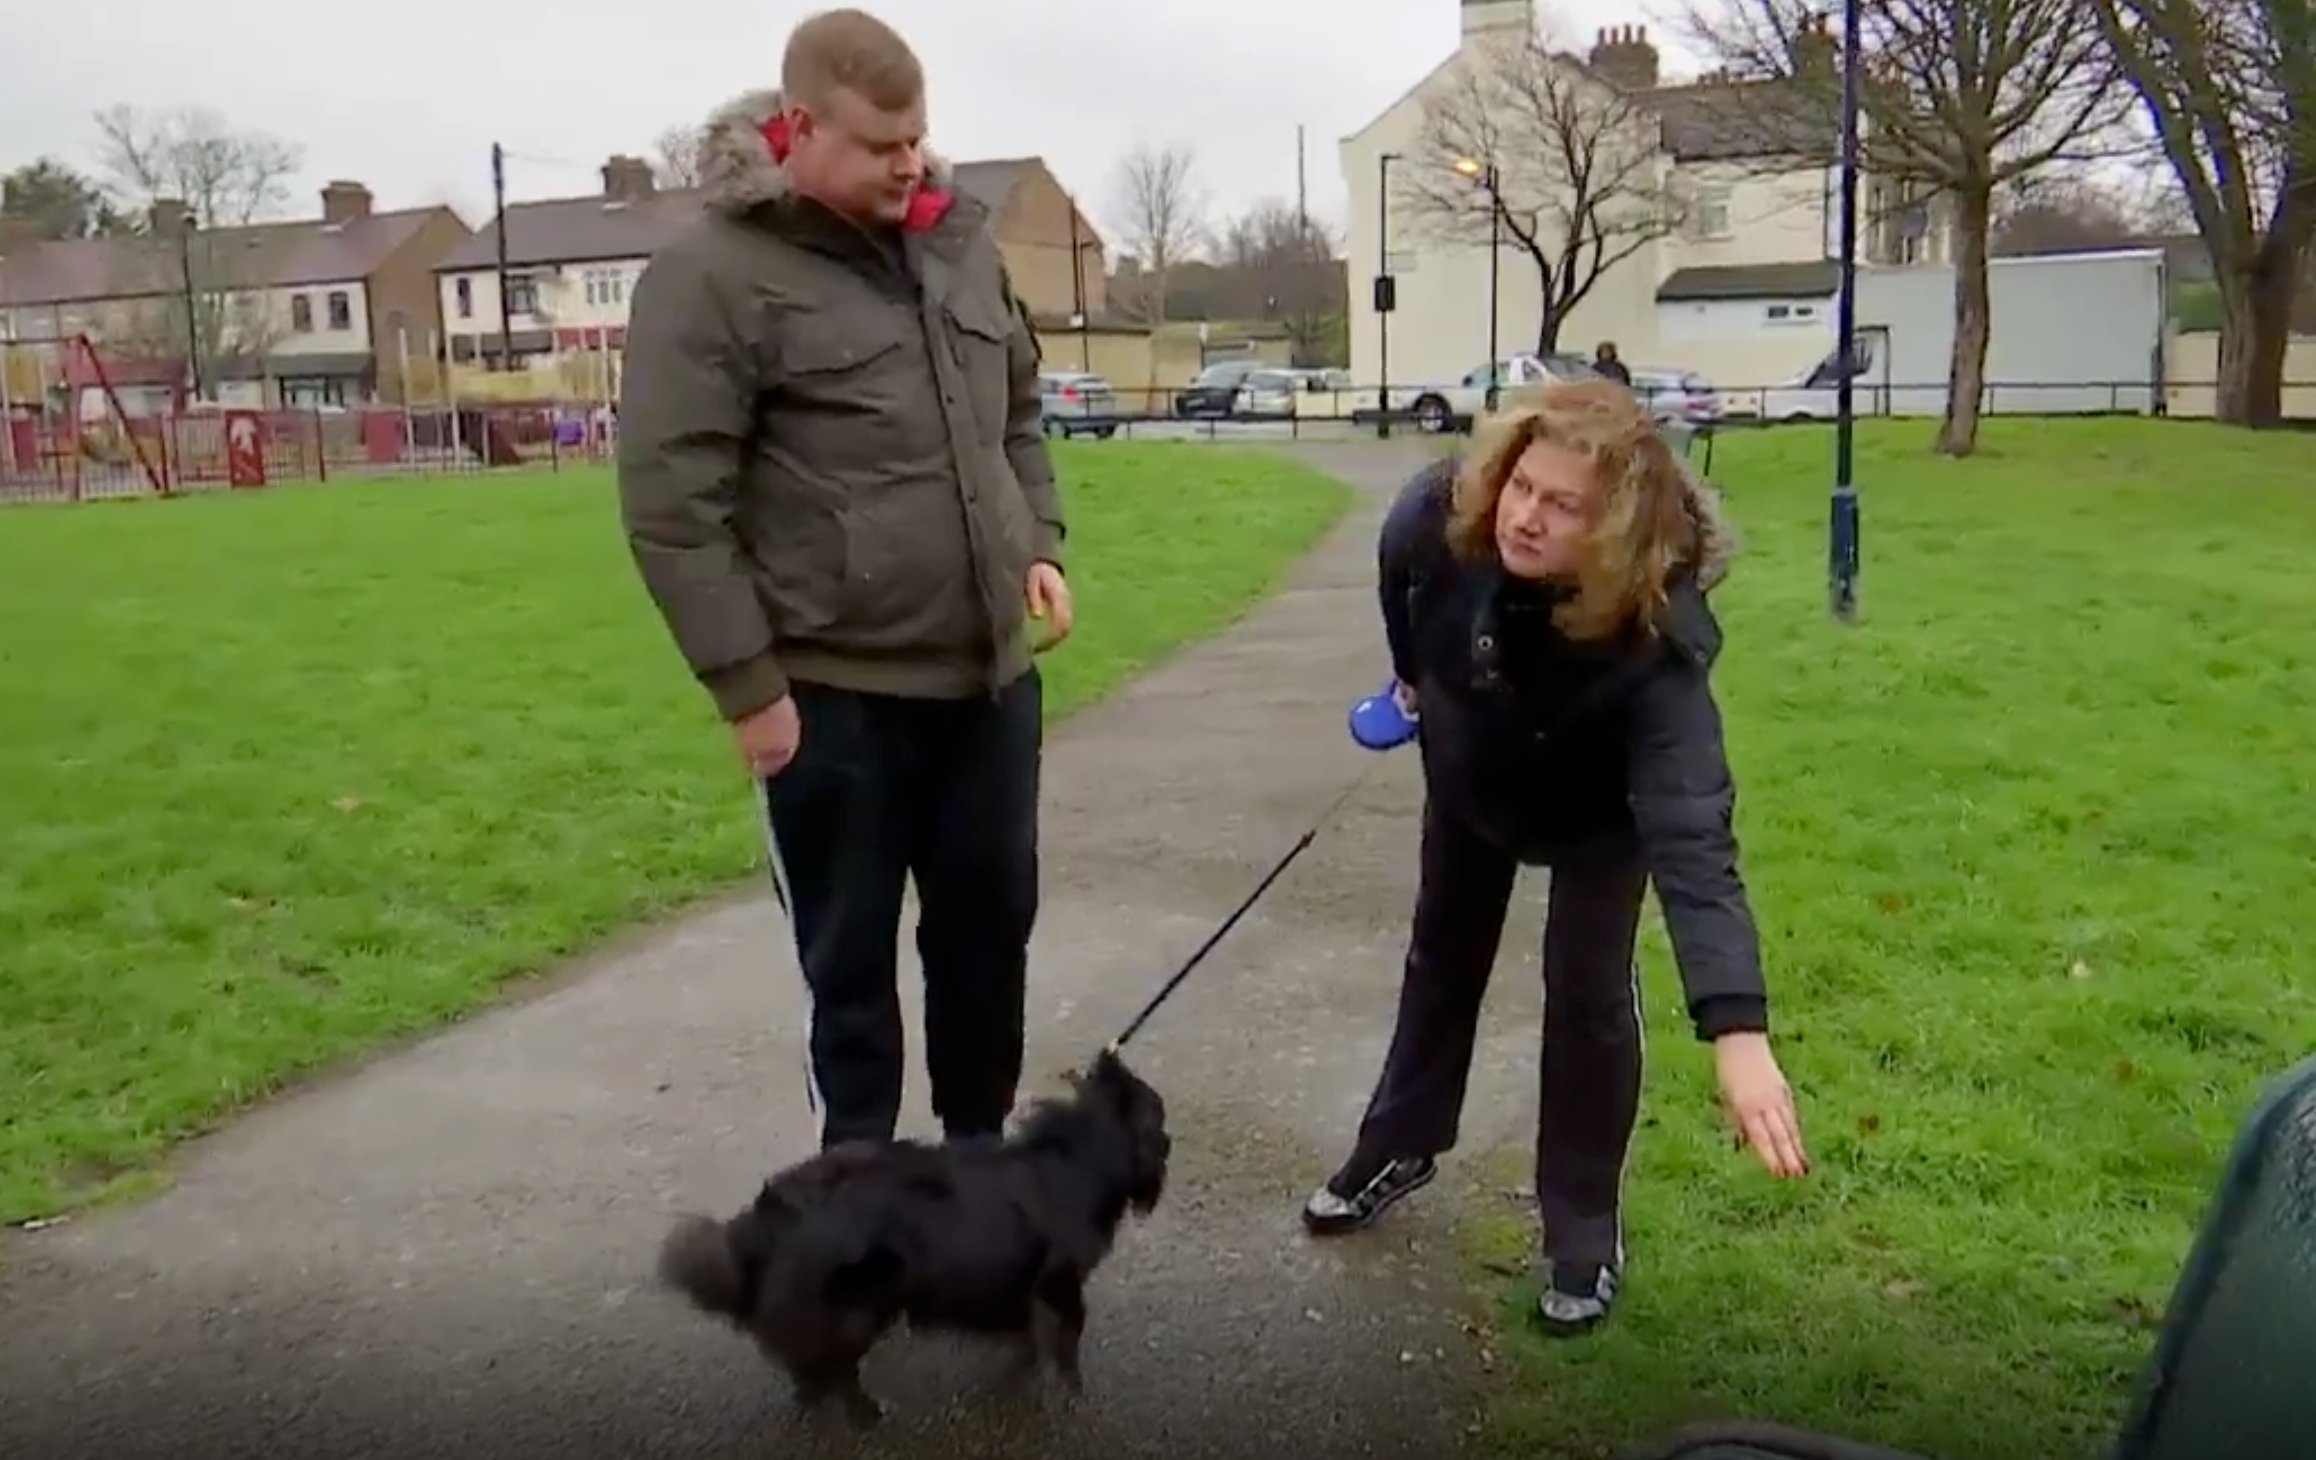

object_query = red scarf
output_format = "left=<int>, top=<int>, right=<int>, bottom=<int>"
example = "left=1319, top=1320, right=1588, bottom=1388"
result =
left=759, top=114, right=954, bottom=232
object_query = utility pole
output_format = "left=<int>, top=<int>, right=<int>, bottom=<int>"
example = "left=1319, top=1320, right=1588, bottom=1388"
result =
left=491, top=142, right=514, bottom=374
left=1375, top=152, right=1400, bottom=439
left=176, top=220, right=204, bottom=402
left=1068, top=199, right=1091, bottom=372
left=1296, top=125, right=1309, bottom=243
left=1829, top=0, right=1863, bottom=621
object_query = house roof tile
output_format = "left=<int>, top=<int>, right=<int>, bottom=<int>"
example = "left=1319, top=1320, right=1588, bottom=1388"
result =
left=0, top=207, right=452, bottom=309
left=433, top=157, right=1051, bottom=274
left=1657, top=260, right=1840, bottom=301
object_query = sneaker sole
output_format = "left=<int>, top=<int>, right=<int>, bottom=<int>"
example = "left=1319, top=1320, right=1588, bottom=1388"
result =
left=1300, top=1161, right=1437, bottom=1237
left=1533, top=1304, right=1609, bottom=1339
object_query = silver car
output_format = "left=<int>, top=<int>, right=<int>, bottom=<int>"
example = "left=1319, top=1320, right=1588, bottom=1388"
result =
left=1039, top=371, right=1119, bottom=439
left=1629, top=367, right=1725, bottom=430
left=1234, top=368, right=1310, bottom=419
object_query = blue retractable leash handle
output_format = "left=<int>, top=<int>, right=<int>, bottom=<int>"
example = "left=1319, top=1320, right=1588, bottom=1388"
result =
left=1348, top=676, right=1419, bottom=751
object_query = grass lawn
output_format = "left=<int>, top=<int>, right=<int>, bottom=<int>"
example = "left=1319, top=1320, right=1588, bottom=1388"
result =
left=1464, top=417, right=2316, bottom=1460
left=0, top=442, right=1350, bottom=1226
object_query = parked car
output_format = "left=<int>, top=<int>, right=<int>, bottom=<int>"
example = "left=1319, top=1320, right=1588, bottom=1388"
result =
left=1628, top=367, right=1725, bottom=430
left=1039, top=371, right=1119, bottom=439
left=1400, top=352, right=1599, bottom=434
left=1233, top=368, right=1311, bottom=419
left=1173, top=359, right=1269, bottom=419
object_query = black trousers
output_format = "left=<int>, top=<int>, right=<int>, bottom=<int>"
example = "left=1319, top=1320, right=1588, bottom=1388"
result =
left=759, top=668, right=1043, bottom=1149
left=1350, top=792, right=1647, bottom=1269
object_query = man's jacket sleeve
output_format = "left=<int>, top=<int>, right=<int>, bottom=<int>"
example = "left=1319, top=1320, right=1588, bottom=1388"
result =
left=1000, top=271, right=1066, bottom=568
left=615, top=240, right=787, bottom=723
left=1625, top=600, right=1773, bottom=1042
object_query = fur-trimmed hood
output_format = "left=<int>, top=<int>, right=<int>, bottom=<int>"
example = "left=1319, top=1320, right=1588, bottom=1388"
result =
left=694, top=88, right=958, bottom=216
left=1678, top=456, right=1738, bottom=593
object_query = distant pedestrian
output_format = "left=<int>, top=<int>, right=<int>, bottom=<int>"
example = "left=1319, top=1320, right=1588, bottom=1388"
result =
left=1302, top=380, right=1808, bottom=1338
left=1591, top=341, right=1632, bottom=386
left=615, top=7, right=1071, bottom=1152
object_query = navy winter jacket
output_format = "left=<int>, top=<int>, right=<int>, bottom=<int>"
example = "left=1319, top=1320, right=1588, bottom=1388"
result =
left=1378, top=457, right=1770, bottom=1041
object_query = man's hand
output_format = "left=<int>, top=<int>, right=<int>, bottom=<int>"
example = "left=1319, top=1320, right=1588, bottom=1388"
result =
left=1026, top=562, right=1074, bottom=653
left=1714, top=1031, right=1810, bottom=1179
left=734, top=694, right=801, bottom=779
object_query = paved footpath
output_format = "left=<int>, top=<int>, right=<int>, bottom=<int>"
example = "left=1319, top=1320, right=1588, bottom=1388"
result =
left=0, top=444, right=1566, bottom=1460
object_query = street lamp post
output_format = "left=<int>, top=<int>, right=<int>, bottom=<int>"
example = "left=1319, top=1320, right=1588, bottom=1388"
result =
left=1830, top=0, right=1864, bottom=622
left=1376, top=151, right=1400, bottom=439
left=1454, top=155, right=1503, bottom=413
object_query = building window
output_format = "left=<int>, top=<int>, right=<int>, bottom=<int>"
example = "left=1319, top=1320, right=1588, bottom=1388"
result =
left=455, top=277, right=473, bottom=318
left=291, top=294, right=314, bottom=332
left=1693, top=188, right=1733, bottom=240
left=507, top=276, right=539, bottom=315
left=326, top=291, right=351, bottom=330
left=583, top=266, right=629, bottom=307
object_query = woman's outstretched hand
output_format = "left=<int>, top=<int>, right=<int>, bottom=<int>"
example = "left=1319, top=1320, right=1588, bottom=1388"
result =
left=1714, top=1031, right=1810, bottom=1178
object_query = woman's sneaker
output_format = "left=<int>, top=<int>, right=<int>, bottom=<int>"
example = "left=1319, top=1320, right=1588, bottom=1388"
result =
left=1300, top=1155, right=1437, bottom=1236
left=1535, top=1261, right=1621, bottom=1337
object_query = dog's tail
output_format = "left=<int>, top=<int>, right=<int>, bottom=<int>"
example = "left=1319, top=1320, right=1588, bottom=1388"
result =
left=656, top=1214, right=752, bottom=1319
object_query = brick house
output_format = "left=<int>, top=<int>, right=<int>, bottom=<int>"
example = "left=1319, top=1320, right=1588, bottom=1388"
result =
left=0, top=182, right=471, bottom=412
left=433, top=153, right=1116, bottom=387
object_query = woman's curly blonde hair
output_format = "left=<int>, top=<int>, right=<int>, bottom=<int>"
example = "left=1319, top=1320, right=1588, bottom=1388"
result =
left=1445, top=378, right=1716, bottom=644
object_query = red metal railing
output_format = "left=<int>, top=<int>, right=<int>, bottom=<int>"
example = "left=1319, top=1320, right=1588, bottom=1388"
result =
left=0, top=404, right=623, bottom=505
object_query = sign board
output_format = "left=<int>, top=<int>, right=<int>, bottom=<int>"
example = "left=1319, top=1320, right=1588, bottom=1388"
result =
left=224, top=410, right=266, bottom=488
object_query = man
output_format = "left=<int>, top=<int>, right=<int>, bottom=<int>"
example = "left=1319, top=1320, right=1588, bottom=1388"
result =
left=615, top=7, right=1070, bottom=1151
left=1590, top=341, right=1632, bottom=386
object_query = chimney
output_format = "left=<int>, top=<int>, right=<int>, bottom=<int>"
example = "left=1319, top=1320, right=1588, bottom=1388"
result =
left=1794, top=13, right=1837, bottom=74
left=1460, top=0, right=1534, bottom=41
left=320, top=180, right=374, bottom=224
left=601, top=154, right=657, bottom=204
left=1587, top=23, right=1661, bottom=89
left=147, top=199, right=194, bottom=237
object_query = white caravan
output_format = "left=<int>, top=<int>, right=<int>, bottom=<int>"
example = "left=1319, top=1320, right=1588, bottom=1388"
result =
left=1753, top=248, right=2170, bottom=422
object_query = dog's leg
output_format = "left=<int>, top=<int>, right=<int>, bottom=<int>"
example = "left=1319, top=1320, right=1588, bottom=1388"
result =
left=1035, top=1274, right=1089, bottom=1399
left=831, top=1365, right=884, bottom=1431
left=996, top=1323, right=1044, bottom=1399
left=786, top=1358, right=883, bottom=1430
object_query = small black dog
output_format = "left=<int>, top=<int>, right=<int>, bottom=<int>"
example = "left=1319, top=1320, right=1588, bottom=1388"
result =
left=656, top=1049, right=1171, bottom=1427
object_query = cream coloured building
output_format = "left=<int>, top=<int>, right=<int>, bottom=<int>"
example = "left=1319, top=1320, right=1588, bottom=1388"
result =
left=1340, top=0, right=1951, bottom=402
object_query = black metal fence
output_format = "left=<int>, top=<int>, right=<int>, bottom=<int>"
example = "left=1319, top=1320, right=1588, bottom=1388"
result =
left=1036, top=374, right=2315, bottom=443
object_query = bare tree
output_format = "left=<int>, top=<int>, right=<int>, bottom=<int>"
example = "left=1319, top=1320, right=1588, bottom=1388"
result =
left=1199, top=198, right=1347, bottom=363
left=1110, top=143, right=1206, bottom=328
left=1992, top=172, right=2150, bottom=255
left=2090, top=0, right=2316, bottom=426
left=92, top=104, right=301, bottom=227
left=91, top=105, right=304, bottom=399
left=1396, top=27, right=1688, bottom=358
left=652, top=124, right=706, bottom=189
left=1677, top=3, right=2131, bottom=457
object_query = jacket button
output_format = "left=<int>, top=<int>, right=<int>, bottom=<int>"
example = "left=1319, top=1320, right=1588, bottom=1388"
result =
left=1477, top=635, right=1495, bottom=651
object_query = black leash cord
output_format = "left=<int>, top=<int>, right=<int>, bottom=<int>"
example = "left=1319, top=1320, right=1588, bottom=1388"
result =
left=1104, top=764, right=1377, bottom=1055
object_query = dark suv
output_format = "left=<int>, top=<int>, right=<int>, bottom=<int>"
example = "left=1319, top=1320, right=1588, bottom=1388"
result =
left=1173, top=359, right=1268, bottom=419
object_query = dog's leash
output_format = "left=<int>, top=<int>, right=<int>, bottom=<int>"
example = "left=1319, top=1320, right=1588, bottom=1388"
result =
left=1103, top=761, right=1380, bottom=1056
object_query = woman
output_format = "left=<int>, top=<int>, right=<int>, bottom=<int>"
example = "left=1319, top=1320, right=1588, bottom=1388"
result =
left=1301, top=380, right=1809, bottom=1337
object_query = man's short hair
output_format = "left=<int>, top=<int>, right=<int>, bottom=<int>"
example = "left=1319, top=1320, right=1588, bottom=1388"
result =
left=782, top=8, right=925, bottom=112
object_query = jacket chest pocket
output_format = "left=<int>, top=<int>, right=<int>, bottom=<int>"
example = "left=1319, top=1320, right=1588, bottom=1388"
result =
left=775, top=318, right=929, bottom=467
left=940, top=297, right=1015, bottom=445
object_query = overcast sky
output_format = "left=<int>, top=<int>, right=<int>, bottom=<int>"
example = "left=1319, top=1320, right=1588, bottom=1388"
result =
left=3, top=0, right=1716, bottom=252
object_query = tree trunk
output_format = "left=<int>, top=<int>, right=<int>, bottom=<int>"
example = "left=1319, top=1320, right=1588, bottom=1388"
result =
left=1535, top=307, right=1561, bottom=354
left=2212, top=273, right=2260, bottom=425
left=2241, top=251, right=2299, bottom=426
left=1936, top=185, right=1993, bottom=458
